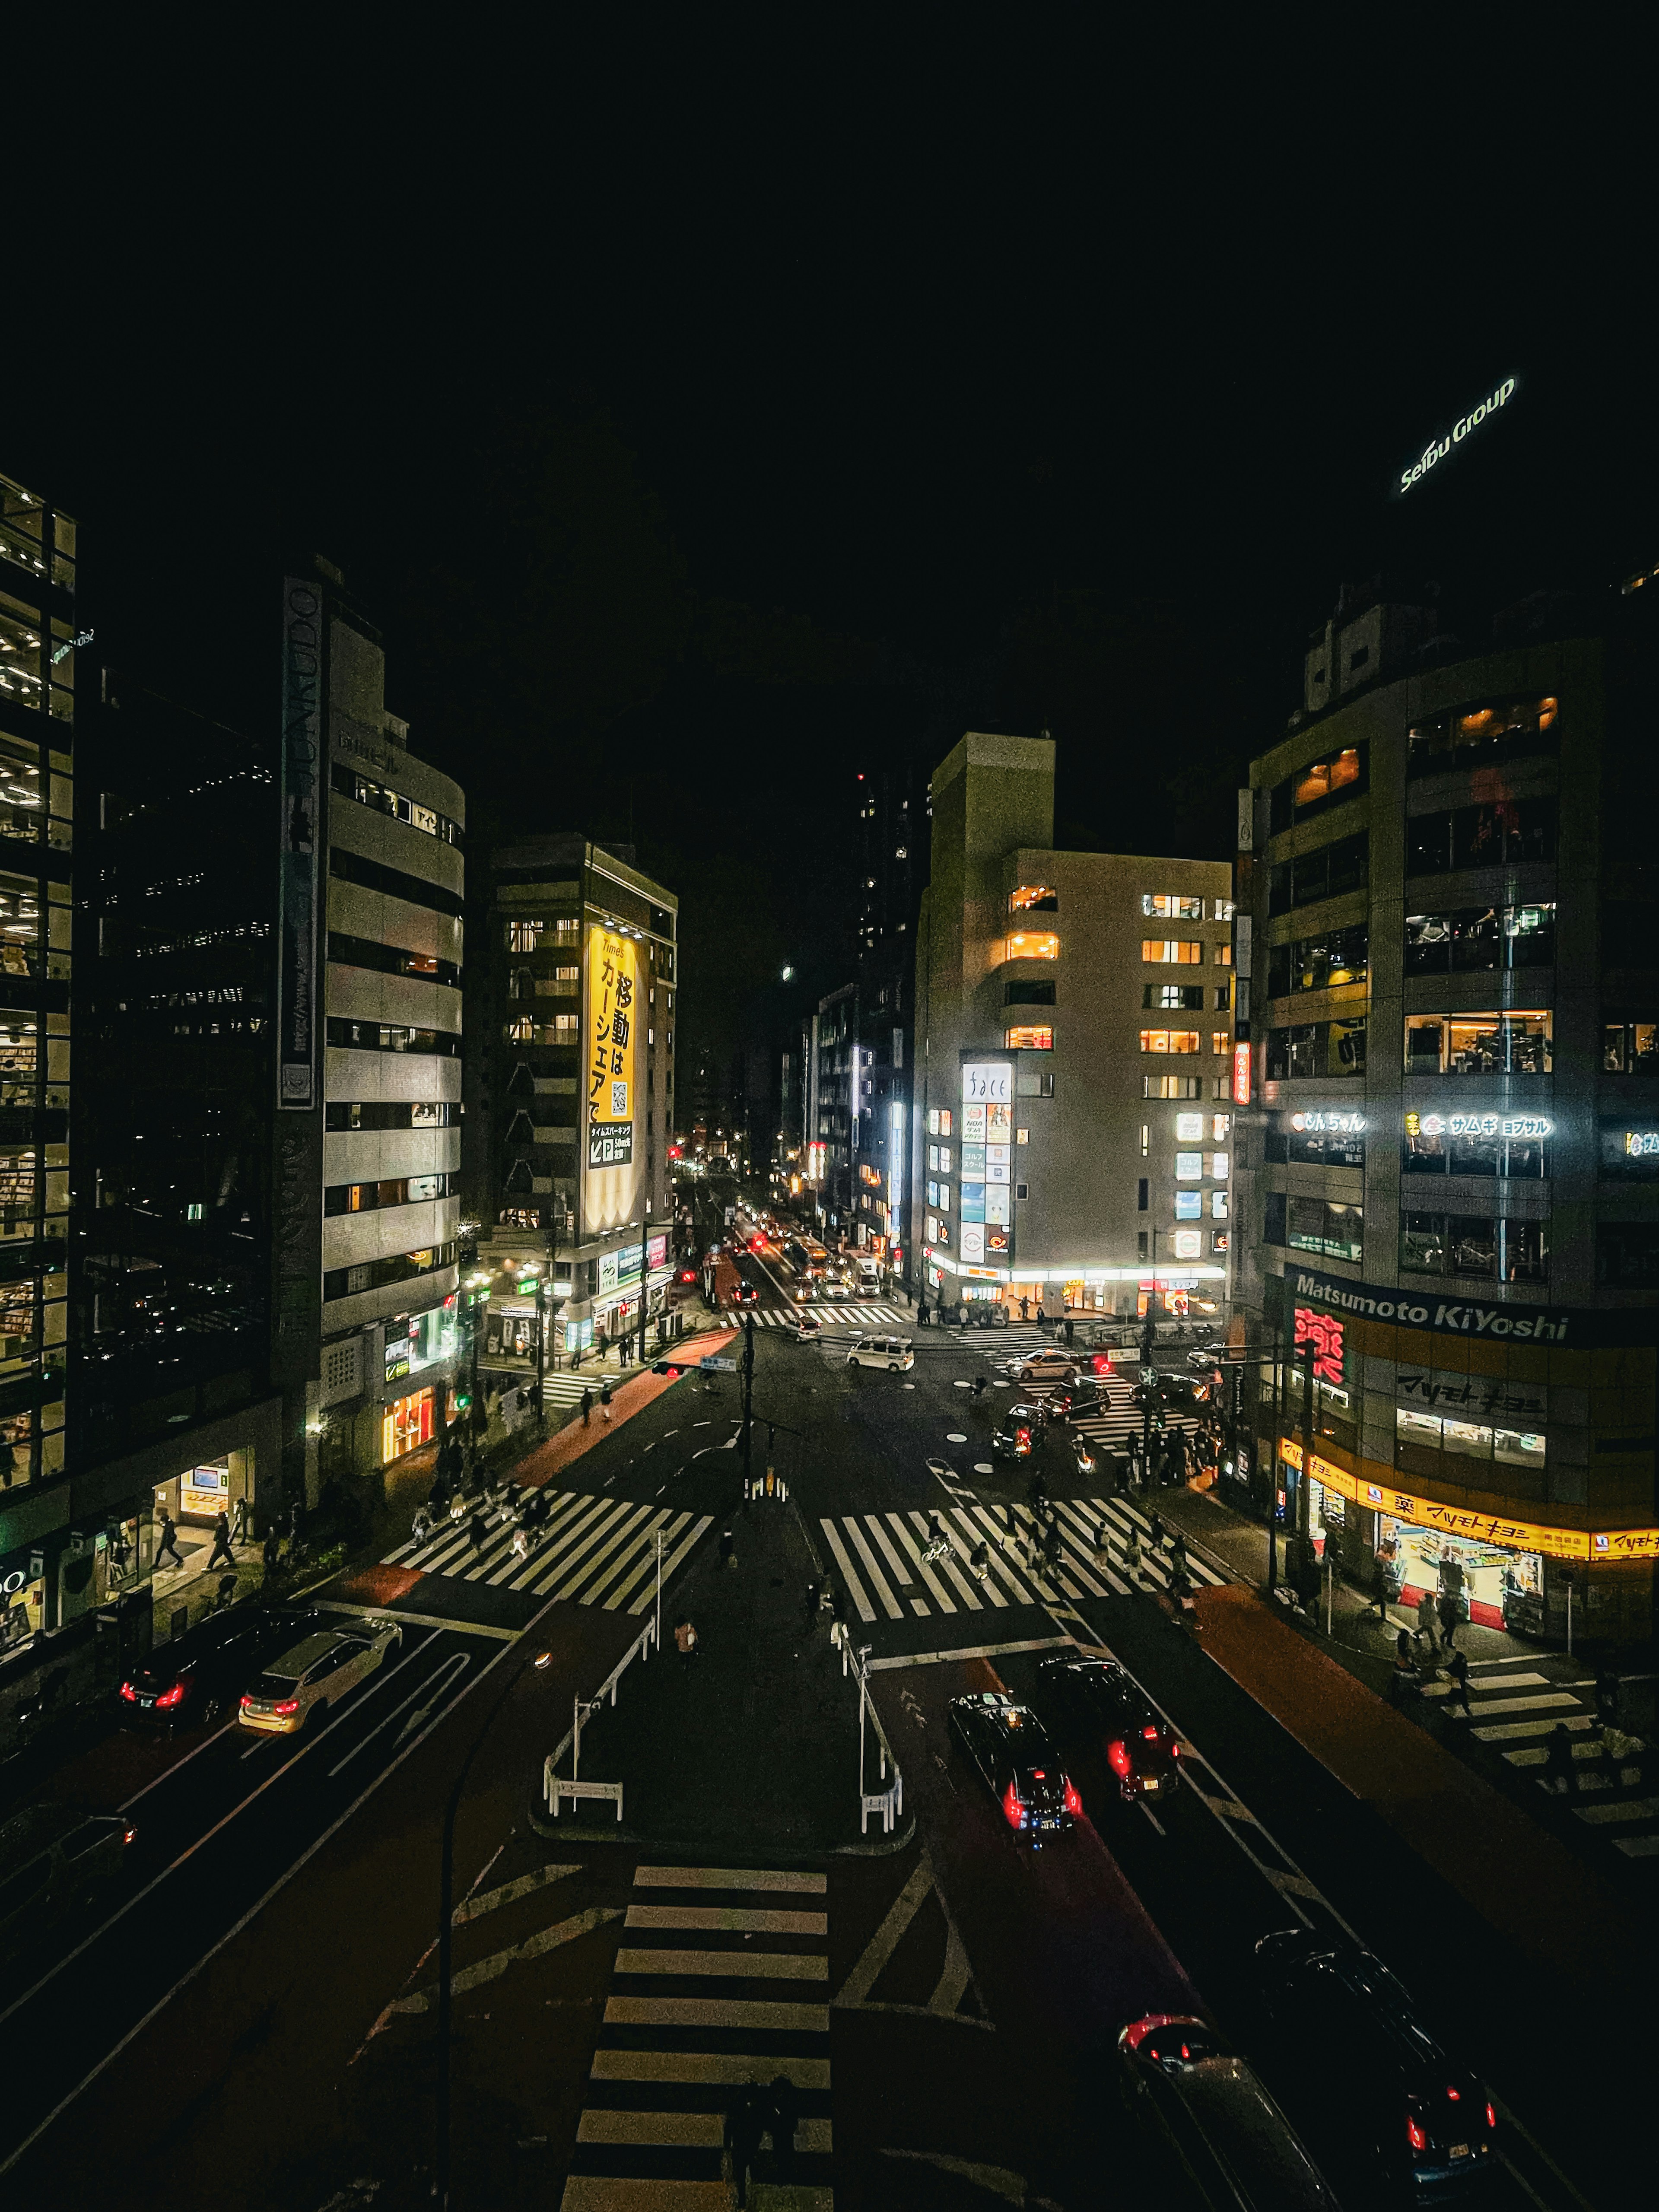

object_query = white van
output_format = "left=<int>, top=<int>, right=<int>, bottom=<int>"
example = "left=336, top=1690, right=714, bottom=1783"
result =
left=857, top=1257, right=881, bottom=1292
left=846, top=1335, right=915, bottom=1373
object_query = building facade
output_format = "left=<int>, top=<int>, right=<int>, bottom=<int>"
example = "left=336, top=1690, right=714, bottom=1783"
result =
left=469, top=836, right=677, bottom=1361
left=1233, top=585, right=1659, bottom=1641
left=913, top=731, right=1233, bottom=1319
left=0, top=468, right=75, bottom=1659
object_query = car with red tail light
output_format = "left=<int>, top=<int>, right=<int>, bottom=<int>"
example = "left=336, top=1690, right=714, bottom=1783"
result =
left=119, top=1606, right=326, bottom=1731
left=947, top=1690, right=1080, bottom=1845
left=1255, top=1929, right=1497, bottom=2199
left=1036, top=1653, right=1181, bottom=1802
left=1119, top=2013, right=1340, bottom=2210
left=237, top=1617, right=403, bottom=1735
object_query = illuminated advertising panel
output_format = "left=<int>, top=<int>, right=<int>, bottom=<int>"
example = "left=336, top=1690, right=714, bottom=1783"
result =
left=583, top=925, right=642, bottom=1232
left=1231, top=1039, right=1251, bottom=1106
left=962, top=1062, right=1013, bottom=1268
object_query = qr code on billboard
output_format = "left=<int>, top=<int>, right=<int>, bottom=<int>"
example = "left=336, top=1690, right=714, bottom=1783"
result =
left=611, top=1080, right=628, bottom=1116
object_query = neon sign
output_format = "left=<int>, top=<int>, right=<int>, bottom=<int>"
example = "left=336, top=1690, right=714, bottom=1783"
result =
left=1294, top=1306, right=1344, bottom=1386
left=1291, top=1111, right=1365, bottom=1134
left=1398, top=377, right=1517, bottom=496
left=1231, top=1040, right=1251, bottom=1107
left=1625, top=1132, right=1659, bottom=1158
left=1408, top=1112, right=1551, bottom=1140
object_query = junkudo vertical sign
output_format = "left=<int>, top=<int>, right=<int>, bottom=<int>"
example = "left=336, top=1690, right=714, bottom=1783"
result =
left=278, top=578, right=323, bottom=1109
left=584, top=924, right=642, bottom=1231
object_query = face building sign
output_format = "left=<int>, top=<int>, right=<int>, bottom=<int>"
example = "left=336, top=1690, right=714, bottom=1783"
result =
left=959, top=1062, right=1013, bottom=1265
left=584, top=925, right=642, bottom=1231
left=1397, top=376, right=1518, bottom=496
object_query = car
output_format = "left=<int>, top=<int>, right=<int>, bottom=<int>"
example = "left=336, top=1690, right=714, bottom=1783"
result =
left=846, top=1334, right=914, bottom=1372
left=1254, top=1931, right=1497, bottom=2200
left=778, top=1309, right=822, bottom=1339
left=0, top=1803, right=137, bottom=1963
left=1135, top=1369, right=1212, bottom=1413
left=1044, top=1378, right=1107, bottom=1421
left=1007, top=1351, right=1084, bottom=1387
left=1037, top=1654, right=1181, bottom=1801
left=734, top=1281, right=760, bottom=1305
left=947, top=1690, right=1079, bottom=1843
left=992, top=1402, right=1047, bottom=1459
left=238, top=1618, right=404, bottom=1735
left=1187, top=1348, right=1222, bottom=1375
left=119, top=1605, right=325, bottom=1729
left=1119, top=2014, right=1340, bottom=2211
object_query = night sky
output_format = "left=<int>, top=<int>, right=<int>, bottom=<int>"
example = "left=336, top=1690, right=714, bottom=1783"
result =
left=18, top=42, right=1649, bottom=1087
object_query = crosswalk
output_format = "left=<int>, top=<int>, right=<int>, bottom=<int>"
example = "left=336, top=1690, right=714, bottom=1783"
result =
left=563, top=1861, right=835, bottom=2209
left=1427, top=1657, right=1659, bottom=1862
left=819, top=1494, right=1224, bottom=1625
left=749, top=1301, right=912, bottom=1331
left=383, top=1490, right=712, bottom=1614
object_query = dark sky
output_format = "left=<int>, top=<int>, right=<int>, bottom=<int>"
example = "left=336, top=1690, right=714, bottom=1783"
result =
left=15, top=34, right=1650, bottom=1085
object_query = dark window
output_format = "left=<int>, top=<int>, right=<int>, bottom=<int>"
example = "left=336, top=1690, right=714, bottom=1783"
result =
left=1285, top=1195, right=1363, bottom=1262
left=1401, top=1213, right=1548, bottom=1282
left=322, top=1239, right=458, bottom=1303
left=1266, top=1018, right=1367, bottom=1080
left=1263, top=1191, right=1286, bottom=1246
left=327, top=932, right=461, bottom=988
left=1137, top=1179, right=1149, bottom=1212
left=1142, top=982, right=1205, bottom=1010
left=1269, top=832, right=1368, bottom=915
left=1266, top=1123, right=1366, bottom=1170
left=1403, top=1122, right=1549, bottom=1179
left=329, top=761, right=464, bottom=846
left=328, top=845, right=464, bottom=919
left=324, top=1100, right=459, bottom=1132
left=323, top=1173, right=455, bottom=1216
left=1004, top=980, right=1056, bottom=1006
left=1602, top=1020, right=1659, bottom=1075
left=1405, top=903, right=1555, bottom=975
left=1267, top=923, right=1368, bottom=998
left=324, top=1017, right=461, bottom=1057
left=1136, top=1229, right=1148, bottom=1259
left=1407, top=695, right=1559, bottom=779
left=1407, top=798, right=1556, bottom=877
left=1599, top=1223, right=1659, bottom=1285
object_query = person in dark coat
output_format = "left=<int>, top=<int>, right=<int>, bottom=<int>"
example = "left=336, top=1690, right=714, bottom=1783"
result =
left=600, top=1380, right=614, bottom=1424
left=1436, top=1589, right=1460, bottom=1649
left=726, top=2087, right=766, bottom=2208
left=580, top=1386, right=594, bottom=1428
left=207, top=1510, right=236, bottom=1572
left=155, top=1513, right=184, bottom=1570
left=767, top=2075, right=802, bottom=2176
left=1445, top=1646, right=1472, bottom=1718
left=467, top=1510, right=488, bottom=1557
left=802, top=1577, right=820, bottom=1630
left=1545, top=1720, right=1577, bottom=1795
left=262, top=1526, right=282, bottom=1580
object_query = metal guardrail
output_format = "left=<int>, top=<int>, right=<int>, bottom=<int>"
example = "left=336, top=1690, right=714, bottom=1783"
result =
left=541, top=1612, right=659, bottom=1822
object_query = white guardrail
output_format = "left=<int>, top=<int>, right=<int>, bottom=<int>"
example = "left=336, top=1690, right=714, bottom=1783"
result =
left=541, top=1613, right=659, bottom=1823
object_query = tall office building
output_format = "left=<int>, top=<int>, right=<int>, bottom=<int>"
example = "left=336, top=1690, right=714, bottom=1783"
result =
left=469, top=836, right=677, bottom=1358
left=0, top=468, right=75, bottom=1659
left=912, top=731, right=1233, bottom=1319
left=1233, top=578, right=1659, bottom=1642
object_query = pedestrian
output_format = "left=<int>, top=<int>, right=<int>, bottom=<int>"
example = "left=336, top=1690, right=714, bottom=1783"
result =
left=726, top=2086, right=765, bottom=2208
left=580, top=1386, right=594, bottom=1428
left=511, top=1523, right=531, bottom=1564
left=600, top=1381, right=614, bottom=1424
left=675, top=1616, right=699, bottom=1671
left=207, top=1510, right=235, bottom=1572
left=1445, top=1647, right=1472, bottom=1718
left=231, top=1495, right=250, bottom=1545
left=155, top=1512, right=184, bottom=1570
left=467, top=1510, right=488, bottom=1556
left=1149, top=1511, right=1166, bottom=1555
left=411, top=1505, right=433, bottom=1548
left=262, top=1526, right=281, bottom=1580
left=1123, top=1531, right=1143, bottom=1585
left=767, top=2074, right=802, bottom=2177
left=803, top=1577, right=820, bottom=1630
left=970, top=1539, right=990, bottom=1581
left=1595, top=1668, right=1621, bottom=1729
left=719, top=1528, right=736, bottom=1570
left=1416, top=1586, right=1441, bottom=1654
left=1436, top=1589, right=1460, bottom=1650
left=1169, top=1533, right=1188, bottom=1583
left=1094, top=1515, right=1109, bottom=1559
left=1019, top=1296, right=1030, bottom=1323
left=1544, top=1720, right=1576, bottom=1795
left=1390, top=1627, right=1418, bottom=1704
left=214, top=1570, right=239, bottom=1610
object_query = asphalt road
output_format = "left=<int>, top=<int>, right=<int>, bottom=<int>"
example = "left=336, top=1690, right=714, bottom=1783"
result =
left=0, top=1294, right=1630, bottom=2210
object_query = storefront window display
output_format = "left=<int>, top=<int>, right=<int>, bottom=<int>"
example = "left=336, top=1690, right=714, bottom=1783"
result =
left=0, top=1547, right=46, bottom=1653
left=381, top=1385, right=435, bottom=1465
left=153, top=1451, right=249, bottom=1529
left=1379, top=1516, right=1542, bottom=1631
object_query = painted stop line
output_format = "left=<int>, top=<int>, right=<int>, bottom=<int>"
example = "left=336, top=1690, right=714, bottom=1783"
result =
left=946, top=1433, right=967, bottom=1443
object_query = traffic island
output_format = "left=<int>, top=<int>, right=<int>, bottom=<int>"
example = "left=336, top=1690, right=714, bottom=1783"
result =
left=529, top=1494, right=911, bottom=1858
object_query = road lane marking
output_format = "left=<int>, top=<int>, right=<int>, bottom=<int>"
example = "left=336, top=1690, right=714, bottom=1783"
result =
left=389, top=1904, right=626, bottom=2013
left=605, top=1511, right=694, bottom=1611
left=863, top=1514, right=918, bottom=1590
left=614, top=1948, right=827, bottom=1980
left=843, top=1519, right=904, bottom=1619
left=625, top=1904, right=827, bottom=1936
left=819, top=1520, right=877, bottom=1623
left=329, top=1650, right=473, bottom=1774
left=454, top=1861, right=582, bottom=1925
left=867, top=1636, right=1072, bottom=1671
left=626, top=1516, right=714, bottom=1615
left=633, top=1865, right=826, bottom=1892
left=603, top=1996, right=829, bottom=2032
left=590, top=2050, right=831, bottom=2086
left=315, top=1602, right=518, bottom=1641
left=578, top=2109, right=725, bottom=2146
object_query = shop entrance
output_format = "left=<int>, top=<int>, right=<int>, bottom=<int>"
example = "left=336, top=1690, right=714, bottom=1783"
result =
left=153, top=1450, right=251, bottom=1530
left=381, top=1384, right=435, bottom=1465
left=1379, top=1515, right=1543, bottom=1633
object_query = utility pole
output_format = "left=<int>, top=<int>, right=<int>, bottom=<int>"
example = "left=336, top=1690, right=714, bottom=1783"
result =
left=740, top=1309, right=756, bottom=1504
left=637, top=1201, right=650, bottom=1370
left=534, top=1268, right=547, bottom=1427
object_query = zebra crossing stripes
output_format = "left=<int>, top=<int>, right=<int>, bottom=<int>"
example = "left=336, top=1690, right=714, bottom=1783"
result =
left=382, top=1489, right=712, bottom=1614
left=750, top=1301, right=911, bottom=1331
left=817, top=1495, right=1224, bottom=1624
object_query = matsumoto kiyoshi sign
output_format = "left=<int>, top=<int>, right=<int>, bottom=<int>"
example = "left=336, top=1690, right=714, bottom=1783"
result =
left=1287, top=1266, right=1619, bottom=1346
left=1397, top=376, right=1518, bottom=496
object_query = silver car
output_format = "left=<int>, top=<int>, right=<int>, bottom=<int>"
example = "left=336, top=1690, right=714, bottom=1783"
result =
left=238, top=1617, right=403, bottom=1735
left=1119, top=2014, right=1340, bottom=2211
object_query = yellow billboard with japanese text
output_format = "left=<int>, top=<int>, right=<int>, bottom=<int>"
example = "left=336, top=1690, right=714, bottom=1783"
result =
left=583, top=925, right=641, bottom=1231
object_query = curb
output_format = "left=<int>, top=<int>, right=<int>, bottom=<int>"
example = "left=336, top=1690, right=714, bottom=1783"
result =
left=527, top=1792, right=916, bottom=1860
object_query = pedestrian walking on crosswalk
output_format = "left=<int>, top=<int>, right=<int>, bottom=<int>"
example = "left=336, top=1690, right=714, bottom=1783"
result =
left=580, top=1386, right=593, bottom=1427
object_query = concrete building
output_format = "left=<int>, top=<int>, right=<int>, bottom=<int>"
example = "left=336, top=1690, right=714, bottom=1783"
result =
left=1233, top=578, right=1659, bottom=1643
left=468, top=836, right=677, bottom=1363
left=912, top=731, right=1233, bottom=1320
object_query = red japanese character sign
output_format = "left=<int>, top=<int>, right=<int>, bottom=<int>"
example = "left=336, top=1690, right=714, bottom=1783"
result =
left=1294, top=1306, right=1344, bottom=1386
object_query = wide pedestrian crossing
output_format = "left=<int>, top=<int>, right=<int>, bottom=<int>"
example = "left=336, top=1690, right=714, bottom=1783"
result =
left=819, top=1494, right=1224, bottom=1625
left=382, top=1489, right=712, bottom=1614
left=562, top=1862, right=835, bottom=2209
left=749, top=1301, right=912, bottom=1332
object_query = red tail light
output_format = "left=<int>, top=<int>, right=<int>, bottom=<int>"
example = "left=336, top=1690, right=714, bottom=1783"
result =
left=1063, top=1777, right=1082, bottom=1816
left=119, top=1681, right=137, bottom=1703
left=155, top=1683, right=186, bottom=1710
left=1446, top=2086, right=1460, bottom=2102
left=123, top=1825, right=137, bottom=1845
left=1107, top=1739, right=1132, bottom=1778
left=1002, top=1780, right=1025, bottom=1828
left=1170, top=1741, right=1180, bottom=1758
left=273, top=1699, right=300, bottom=1717
left=1142, top=1725, right=1160, bottom=1740
left=1406, top=2115, right=1428, bottom=2152
left=1485, top=2102, right=1497, bottom=2131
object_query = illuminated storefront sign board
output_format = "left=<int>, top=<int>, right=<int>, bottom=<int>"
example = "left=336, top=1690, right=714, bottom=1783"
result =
left=582, top=925, right=642, bottom=1232
left=1406, top=1112, right=1552, bottom=1139
left=1625, top=1132, right=1659, bottom=1157
left=1291, top=1110, right=1366, bottom=1134
left=1274, top=1438, right=1653, bottom=1562
left=1397, top=376, right=1517, bottom=496
left=1231, top=1040, right=1251, bottom=1107
left=1293, top=1306, right=1344, bottom=1385
left=962, top=1061, right=1012, bottom=1104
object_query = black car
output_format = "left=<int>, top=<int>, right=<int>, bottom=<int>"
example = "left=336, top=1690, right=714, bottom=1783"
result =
left=1044, top=1378, right=1108, bottom=1421
left=992, top=1402, right=1047, bottom=1461
left=734, top=1281, right=760, bottom=1305
left=947, top=1690, right=1079, bottom=1843
left=0, top=1804, right=137, bottom=1964
left=1135, top=1369, right=1211, bottom=1414
left=1255, top=1930, right=1497, bottom=2199
left=1037, top=1653, right=1181, bottom=1801
left=119, top=1605, right=324, bottom=1729
left=1119, top=2014, right=1340, bottom=2211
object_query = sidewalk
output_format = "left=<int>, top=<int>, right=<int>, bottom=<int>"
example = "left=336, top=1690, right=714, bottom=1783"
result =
left=531, top=1497, right=897, bottom=1856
